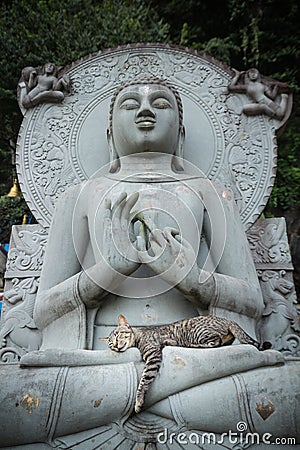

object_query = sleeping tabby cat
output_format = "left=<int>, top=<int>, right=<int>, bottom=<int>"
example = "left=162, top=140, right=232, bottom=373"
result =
left=103, top=314, right=270, bottom=413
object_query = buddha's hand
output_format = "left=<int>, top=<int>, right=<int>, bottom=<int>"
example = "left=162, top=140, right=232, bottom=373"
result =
left=136, top=227, right=198, bottom=289
left=102, top=192, right=140, bottom=276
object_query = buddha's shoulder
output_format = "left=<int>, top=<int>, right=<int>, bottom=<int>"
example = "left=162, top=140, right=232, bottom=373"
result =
left=60, top=177, right=114, bottom=200
left=185, top=177, right=230, bottom=196
left=185, top=177, right=237, bottom=213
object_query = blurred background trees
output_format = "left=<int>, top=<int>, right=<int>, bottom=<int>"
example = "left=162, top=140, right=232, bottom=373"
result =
left=0, top=0, right=299, bottom=287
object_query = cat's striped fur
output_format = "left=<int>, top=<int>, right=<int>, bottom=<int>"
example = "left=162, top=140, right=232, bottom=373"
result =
left=105, top=314, right=270, bottom=413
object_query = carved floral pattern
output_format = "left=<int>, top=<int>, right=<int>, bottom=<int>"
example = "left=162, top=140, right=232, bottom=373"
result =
left=1, top=225, right=45, bottom=361
left=0, top=347, right=22, bottom=364
left=274, top=334, right=300, bottom=356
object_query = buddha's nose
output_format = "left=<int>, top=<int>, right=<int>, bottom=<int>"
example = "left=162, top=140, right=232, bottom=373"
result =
left=136, top=100, right=155, bottom=118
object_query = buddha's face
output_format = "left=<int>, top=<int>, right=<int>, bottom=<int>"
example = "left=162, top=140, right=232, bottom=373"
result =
left=111, top=83, right=180, bottom=157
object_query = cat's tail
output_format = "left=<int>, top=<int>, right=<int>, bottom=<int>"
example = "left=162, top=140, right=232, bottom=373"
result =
left=228, top=321, right=272, bottom=351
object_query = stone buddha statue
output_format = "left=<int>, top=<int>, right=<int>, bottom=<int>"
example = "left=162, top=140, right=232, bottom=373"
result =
left=34, top=77, right=264, bottom=346
left=0, top=77, right=298, bottom=449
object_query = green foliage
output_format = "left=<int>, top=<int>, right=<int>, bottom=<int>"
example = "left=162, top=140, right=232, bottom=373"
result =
left=180, top=23, right=191, bottom=47
left=0, top=0, right=169, bottom=87
left=0, top=147, right=13, bottom=197
left=228, top=0, right=265, bottom=66
left=0, top=196, right=30, bottom=243
left=268, top=115, right=300, bottom=211
left=200, top=37, right=240, bottom=66
left=152, top=0, right=230, bottom=44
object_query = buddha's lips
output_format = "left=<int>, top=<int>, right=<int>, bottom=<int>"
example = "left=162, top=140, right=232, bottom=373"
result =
left=135, top=117, right=156, bottom=128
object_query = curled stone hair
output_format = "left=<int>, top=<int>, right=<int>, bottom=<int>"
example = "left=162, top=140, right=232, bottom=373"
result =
left=108, top=75, right=184, bottom=134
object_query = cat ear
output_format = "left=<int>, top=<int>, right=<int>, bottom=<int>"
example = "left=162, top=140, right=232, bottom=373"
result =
left=118, top=315, right=129, bottom=326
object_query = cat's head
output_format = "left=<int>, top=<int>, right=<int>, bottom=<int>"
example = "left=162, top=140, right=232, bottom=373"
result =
left=105, top=315, right=135, bottom=352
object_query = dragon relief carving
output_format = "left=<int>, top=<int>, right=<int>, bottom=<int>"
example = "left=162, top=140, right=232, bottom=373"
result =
left=6, top=227, right=48, bottom=275
left=258, top=270, right=300, bottom=356
left=247, top=220, right=291, bottom=265
left=118, top=53, right=165, bottom=82
left=0, top=277, right=41, bottom=357
left=71, top=57, right=119, bottom=94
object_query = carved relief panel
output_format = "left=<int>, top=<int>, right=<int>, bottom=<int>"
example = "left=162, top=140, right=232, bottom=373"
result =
left=0, top=225, right=46, bottom=362
left=247, top=218, right=300, bottom=356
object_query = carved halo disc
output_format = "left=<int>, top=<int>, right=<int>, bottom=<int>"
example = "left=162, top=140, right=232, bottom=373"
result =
left=16, top=44, right=279, bottom=230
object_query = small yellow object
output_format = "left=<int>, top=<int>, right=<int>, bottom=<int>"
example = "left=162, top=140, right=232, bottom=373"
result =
left=7, top=179, right=19, bottom=197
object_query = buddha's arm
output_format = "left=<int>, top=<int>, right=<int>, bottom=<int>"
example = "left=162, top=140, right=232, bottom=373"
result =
left=34, top=186, right=108, bottom=330
left=137, top=185, right=263, bottom=320
left=177, top=191, right=264, bottom=319
left=34, top=188, right=140, bottom=330
left=177, top=266, right=263, bottom=319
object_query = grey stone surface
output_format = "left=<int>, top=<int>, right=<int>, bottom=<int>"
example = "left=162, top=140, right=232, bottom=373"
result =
left=0, top=44, right=299, bottom=449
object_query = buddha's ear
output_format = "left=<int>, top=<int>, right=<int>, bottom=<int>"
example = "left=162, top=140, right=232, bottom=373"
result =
left=172, top=126, right=185, bottom=172
left=107, top=129, right=120, bottom=173
left=118, top=315, right=129, bottom=327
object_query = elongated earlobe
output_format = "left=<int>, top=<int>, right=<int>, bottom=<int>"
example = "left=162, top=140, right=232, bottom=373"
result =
left=172, top=126, right=185, bottom=171
left=107, top=129, right=120, bottom=173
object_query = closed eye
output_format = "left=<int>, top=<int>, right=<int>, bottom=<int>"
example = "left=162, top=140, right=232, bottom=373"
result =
left=152, top=98, right=172, bottom=109
left=120, top=99, right=139, bottom=110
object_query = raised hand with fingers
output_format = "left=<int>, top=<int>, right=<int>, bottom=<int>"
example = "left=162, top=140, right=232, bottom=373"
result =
left=136, top=222, right=198, bottom=289
left=102, top=192, right=141, bottom=276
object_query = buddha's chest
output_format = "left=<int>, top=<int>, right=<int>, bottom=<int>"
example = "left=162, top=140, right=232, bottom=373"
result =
left=88, top=179, right=204, bottom=252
